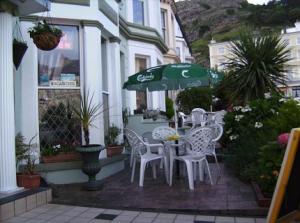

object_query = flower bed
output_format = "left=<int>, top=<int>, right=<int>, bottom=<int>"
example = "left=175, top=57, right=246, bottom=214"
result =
left=223, top=96, right=300, bottom=200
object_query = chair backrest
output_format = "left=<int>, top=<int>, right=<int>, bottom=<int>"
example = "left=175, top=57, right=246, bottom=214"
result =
left=214, top=110, right=226, bottom=125
left=210, top=123, right=223, bottom=142
left=124, top=128, right=145, bottom=156
left=152, top=126, right=176, bottom=141
left=191, top=108, right=207, bottom=126
left=184, top=127, right=213, bottom=155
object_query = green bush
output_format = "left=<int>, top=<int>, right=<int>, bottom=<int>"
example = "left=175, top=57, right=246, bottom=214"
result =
left=105, top=125, right=121, bottom=146
left=224, top=96, right=300, bottom=194
left=176, top=87, right=212, bottom=113
left=248, top=142, right=285, bottom=195
left=165, top=97, right=175, bottom=120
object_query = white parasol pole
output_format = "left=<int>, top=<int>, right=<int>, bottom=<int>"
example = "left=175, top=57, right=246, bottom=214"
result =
left=174, top=102, right=178, bottom=133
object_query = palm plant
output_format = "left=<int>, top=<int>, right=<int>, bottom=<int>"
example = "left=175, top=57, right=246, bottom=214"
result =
left=73, top=91, right=103, bottom=146
left=221, top=30, right=290, bottom=104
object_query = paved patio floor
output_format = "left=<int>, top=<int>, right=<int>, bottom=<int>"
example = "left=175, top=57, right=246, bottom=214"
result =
left=2, top=204, right=266, bottom=223
left=52, top=163, right=268, bottom=217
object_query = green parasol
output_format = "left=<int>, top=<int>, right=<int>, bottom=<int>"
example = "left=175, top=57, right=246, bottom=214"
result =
left=123, top=63, right=223, bottom=91
left=123, top=63, right=223, bottom=131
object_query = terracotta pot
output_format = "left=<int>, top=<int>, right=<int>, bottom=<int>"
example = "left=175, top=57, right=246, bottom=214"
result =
left=17, top=174, right=41, bottom=189
left=41, top=152, right=81, bottom=163
left=106, top=145, right=123, bottom=157
left=251, top=182, right=272, bottom=207
left=32, top=32, right=61, bottom=51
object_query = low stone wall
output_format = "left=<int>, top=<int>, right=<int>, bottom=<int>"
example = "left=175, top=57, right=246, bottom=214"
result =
left=34, top=155, right=126, bottom=185
left=0, top=188, right=52, bottom=221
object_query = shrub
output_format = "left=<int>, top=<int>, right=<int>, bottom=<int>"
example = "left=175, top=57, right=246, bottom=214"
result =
left=165, top=97, right=175, bottom=120
left=249, top=141, right=285, bottom=195
left=176, top=87, right=212, bottom=113
left=224, top=96, right=300, bottom=194
left=223, top=95, right=282, bottom=179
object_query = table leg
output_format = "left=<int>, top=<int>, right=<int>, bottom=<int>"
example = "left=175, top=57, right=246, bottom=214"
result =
left=175, top=140, right=180, bottom=178
left=199, top=161, right=204, bottom=181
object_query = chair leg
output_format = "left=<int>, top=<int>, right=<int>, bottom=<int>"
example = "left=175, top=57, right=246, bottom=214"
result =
left=204, top=159, right=213, bottom=185
left=199, top=160, right=204, bottom=181
left=151, top=162, right=157, bottom=179
left=214, top=153, right=221, bottom=176
left=163, top=157, right=169, bottom=184
left=130, top=148, right=134, bottom=167
left=169, top=159, right=174, bottom=186
left=131, top=157, right=136, bottom=183
left=139, top=159, right=147, bottom=187
left=184, top=160, right=194, bottom=190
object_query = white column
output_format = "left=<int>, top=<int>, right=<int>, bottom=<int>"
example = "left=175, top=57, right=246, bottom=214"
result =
left=0, top=12, right=18, bottom=192
left=83, top=25, right=104, bottom=146
left=108, top=37, right=123, bottom=131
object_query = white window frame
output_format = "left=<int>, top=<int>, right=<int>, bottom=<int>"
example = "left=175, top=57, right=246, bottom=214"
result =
left=133, top=0, right=145, bottom=25
left=160, top=8, right=168, bottom=44
left=38, top=20, right=82, bottom=91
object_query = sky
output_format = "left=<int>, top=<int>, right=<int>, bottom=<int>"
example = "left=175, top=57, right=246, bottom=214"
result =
left=247, top=0, right=270, bottom=4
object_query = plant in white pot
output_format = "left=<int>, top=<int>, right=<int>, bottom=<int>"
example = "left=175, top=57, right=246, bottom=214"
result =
left=73, top=91, right=104, bottom=191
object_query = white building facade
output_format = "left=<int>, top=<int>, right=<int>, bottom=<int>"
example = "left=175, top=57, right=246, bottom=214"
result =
left=0, top=0, right=192, bottom=192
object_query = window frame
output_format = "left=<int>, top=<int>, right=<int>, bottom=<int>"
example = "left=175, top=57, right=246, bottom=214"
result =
left=160, top=8, right=168, bottom=44
left=37, top=21, right=83, bottom=91
left=133, top=0, right=145, bottom=25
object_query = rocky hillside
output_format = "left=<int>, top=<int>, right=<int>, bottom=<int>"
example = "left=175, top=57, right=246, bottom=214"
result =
left=175, top=0, right=300, bottom=66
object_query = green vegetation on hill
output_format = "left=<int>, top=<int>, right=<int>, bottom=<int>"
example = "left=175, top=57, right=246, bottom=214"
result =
left=175, top=0, right=300, bottom=66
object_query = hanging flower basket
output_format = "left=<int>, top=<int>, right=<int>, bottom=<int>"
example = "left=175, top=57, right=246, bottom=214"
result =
left=28, top=20, right=63, bottom=51
left=13, top=39, right=28, bottom=69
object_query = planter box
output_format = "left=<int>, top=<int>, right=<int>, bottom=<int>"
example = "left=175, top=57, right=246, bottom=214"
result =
left=41, top=152, right=81, bottom=163
left=17, top=174, right=40, bottom=189
left=106, top=145, right=123, bottom=157
left=251, top=182, right=272, bottom=207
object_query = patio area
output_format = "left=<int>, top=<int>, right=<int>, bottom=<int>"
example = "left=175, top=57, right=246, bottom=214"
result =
left=51, top=162, right=268, bottom=217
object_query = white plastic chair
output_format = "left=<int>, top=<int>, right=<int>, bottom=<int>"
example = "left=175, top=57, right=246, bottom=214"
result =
left=178, top=112, right=191, bottom=127
left=124, top=128, right=169, bottom=187
left=205, top=123, right=223, bottom=173
left=214, top=110, right=226, bottom=125
left=169, top=127, right=214, bottom=190
left=152, top=126, right=177, bottom=141
left=191, top=108, right=208, bottom=128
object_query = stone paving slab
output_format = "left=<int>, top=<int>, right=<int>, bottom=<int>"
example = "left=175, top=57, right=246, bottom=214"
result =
left=52, top=164, right=268, bottom=216
left=0, top=204, right=266, bottom=223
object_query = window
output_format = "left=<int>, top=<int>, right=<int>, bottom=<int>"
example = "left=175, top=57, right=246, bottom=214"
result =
left=297, top=37, right=300, bottom=45
left=38, top=25, right=80, bottom=87
left=292, top=87, right=300, bottom=97
left=135, top=57, right=147, bottom=111
left=161, top=9, right=167, bottom=43
left=218, top=47, right=225, bottom=54
left=133, top=0, right=144, bottom=25
left=38, top=25, right=82, bottom=151
left=283, top=39, right=290, bottom=46
left=175, top=47, right=180, bottom=57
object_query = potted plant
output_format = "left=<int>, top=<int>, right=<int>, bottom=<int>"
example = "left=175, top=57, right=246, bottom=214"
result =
left=28, top=20, right=63, bottom=51
left=105, top=125, right=123, bottom=157
left=16, top=134, right=41, bottom=189
left=73, top=91, right=104, bottom=191
left=13, top=38, right=28, bottom=69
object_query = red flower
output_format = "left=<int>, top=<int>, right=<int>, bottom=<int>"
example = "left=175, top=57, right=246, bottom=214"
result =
left=278, top=133, right=290, bottom=146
